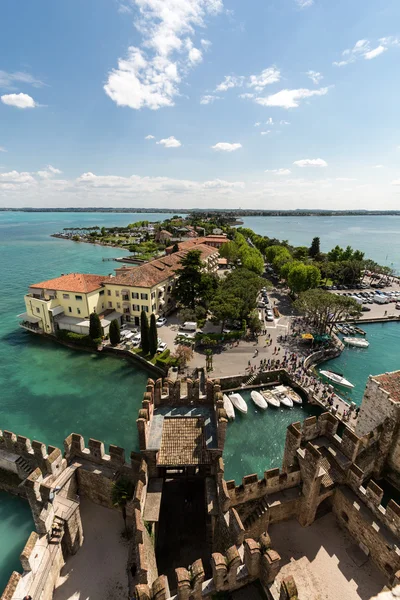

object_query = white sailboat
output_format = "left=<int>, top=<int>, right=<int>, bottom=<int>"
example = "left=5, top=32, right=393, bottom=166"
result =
left=261, top=389, right=280, bottom=408
left=319, top=370, right=354, bottom=388
left=343, top=337, right=369, bottom=348
left=229, top=393, right=248, bottom=414
left=250, top=390, right=268, bottom=410
left=223, top=394, right=235, bottom=420
left=272, top=385, right=293, bottom=408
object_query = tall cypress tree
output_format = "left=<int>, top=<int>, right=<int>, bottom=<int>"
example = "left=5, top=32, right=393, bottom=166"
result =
left=140, top=310, right=150, bottom=354
left=149, top=313, right=158, bottom=355
left=89, top=312, right=102, bottom=339
left=109, top=319, right=120, bottom=345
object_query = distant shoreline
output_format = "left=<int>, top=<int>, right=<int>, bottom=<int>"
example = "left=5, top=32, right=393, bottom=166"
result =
left=2, top=208, right=400, bottom=217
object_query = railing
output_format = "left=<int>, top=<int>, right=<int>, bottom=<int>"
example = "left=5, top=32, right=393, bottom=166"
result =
left=19, top=322, right=43, bottom=333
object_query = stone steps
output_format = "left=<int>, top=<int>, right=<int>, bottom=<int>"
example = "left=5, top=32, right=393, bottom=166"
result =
left=16, top=455, right=32, bottom=475
left=243, top=496, right=269, bottom=529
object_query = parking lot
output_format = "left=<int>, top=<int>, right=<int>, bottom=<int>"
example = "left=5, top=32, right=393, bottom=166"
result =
left=332, top=278, right=400, bottom=321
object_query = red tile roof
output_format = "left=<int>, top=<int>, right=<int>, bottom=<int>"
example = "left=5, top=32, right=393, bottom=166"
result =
left=104, top=244, right=217, bottom=289
left=30, top=273, right=105, bottom=293
left=374, top=371, right=400, bottom=403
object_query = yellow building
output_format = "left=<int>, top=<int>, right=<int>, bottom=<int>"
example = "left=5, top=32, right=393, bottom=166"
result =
left=19, top=244, right=218, bottom=333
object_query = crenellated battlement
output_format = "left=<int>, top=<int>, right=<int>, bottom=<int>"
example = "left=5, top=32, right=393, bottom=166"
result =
left=0, top=428, right=65, bottom=481
left=225, top=466, right=302, bottom=506
left=345, top=465, right=400, bottom=538
left=134, top=532, right=283, bottom=600
left=63, top=432, right=140, bottom=472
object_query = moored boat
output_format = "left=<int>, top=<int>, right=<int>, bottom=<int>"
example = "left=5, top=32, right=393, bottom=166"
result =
left=229, top=393, right=248, bottom=414
left=319, top=369, right=354, bottom=388
left=250, top=390, right=268, bottom=410
left=282, top=386, right=303, bottom=405
left=354, top=326, right=366, bottom=336
left=223, top=394, right=235, bottom=420
left=343, top=337, right=369, bottom=348
left=271, top=385, right=293, bottom=408
left=261, top=389, right=280, bottom=408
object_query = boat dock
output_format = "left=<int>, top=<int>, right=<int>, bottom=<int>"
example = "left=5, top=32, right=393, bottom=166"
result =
left=302, top=381, right=358, bottom=430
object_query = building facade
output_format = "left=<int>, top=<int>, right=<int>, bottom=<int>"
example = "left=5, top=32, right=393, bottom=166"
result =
left=19, top=244, right=219, bottom=334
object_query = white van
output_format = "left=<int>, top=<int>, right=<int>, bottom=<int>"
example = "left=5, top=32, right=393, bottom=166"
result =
left=374, top=294, right=388, bottom=304
left=180, top=321, right=197, bottom=332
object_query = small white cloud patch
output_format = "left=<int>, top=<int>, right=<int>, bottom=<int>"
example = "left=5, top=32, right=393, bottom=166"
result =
left=293, top=158, right=328, bottom=168
left=1, top=93, right=37, bottom=109
left=156, top=136, right=182, bottom=148
left=211, top=142, right=242, bottom=152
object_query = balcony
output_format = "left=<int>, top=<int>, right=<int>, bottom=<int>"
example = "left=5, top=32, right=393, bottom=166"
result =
left=18, top=313, right=43, bottom=334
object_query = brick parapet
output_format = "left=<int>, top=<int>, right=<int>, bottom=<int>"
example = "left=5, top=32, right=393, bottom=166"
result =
left=64, top=433, right=138, bottom=474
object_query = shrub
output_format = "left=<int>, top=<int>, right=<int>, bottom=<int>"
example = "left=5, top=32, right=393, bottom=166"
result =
left=109, top=319, right=121, bottom=345
left=89, top=312, right=103, bottom=339
left=56, top=330, right=100, bottom=349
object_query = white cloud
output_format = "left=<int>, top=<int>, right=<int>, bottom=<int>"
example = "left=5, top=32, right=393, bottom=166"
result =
left=200, top=94, right=220, bottom=104
left=1, top=93, right=37, bottom=109
left=260, top=131, right=271, bottom=135
left=215, top=75, right=244, bottom=92
left=336, top=177, right=357, bottom=181
left=0, top=147, right=6, bottom=152
left=145, top=134, right=155, bottom=139
left=295, top=0, right=313, bottom=7
left=211, top=142, right=242, bottom=152
left=0, top=70, right=45, bottom=90
left=200, top=39, right=212, bottom=50
left=156, top=136, right=182, bottom=148
left=248, top=67, right=280, bottom=91
left=307, top=70, right=323, bottom=84
left=372, top=164, right=384, bottom=169
left=188, top=47, right=203, bottom=65
left=254, top=122, right=261, bottom=127
left=238, top=93, right=254, bottom=99
left=255, top=87, right=329, bottom=109
left=37, top=165, right=62, bottom=179
left=280, top=120, right=290, bottom=125
left=334, top=37, right=397, bottom=66
left=364, top=45, right=387, bottom=60
left=265, top=169, right=291, bottom=175
left=294, top=158, right=328, bottom=168
left=0, top=170, right=36, bottom=184
left=266, top=117, right=274, bottom=125
left=104, top=0, right=223, bottom=110
left=47, top=165, right=62, bottom=174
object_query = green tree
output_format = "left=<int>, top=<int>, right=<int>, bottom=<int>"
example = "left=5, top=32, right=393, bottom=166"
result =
left=287, top=263, right=308, bottom=294
left=100, top=226, right=106, bottom=237
left=219, top=240, right=239, bottom=263
left=293, top=246, right=309, bottom=260
left=140, top=310, right=150, bottom=354
left=89, top=312, right=102, bottom=340
left=309, top=237, right=321, bottom=259
left=294, top=289, right=362, bottom=333
left=109, top=319, right=120, bottom=345
left=304, top=264, right=321, bottom=289
left=173, top=249, right=203, bottom=310
left=111, top=476, right=134, bottom=535
left=248, top=309, right=262, bottom=334
left=221, top=268, right=264, bottom=320
left=209, top=292, right=240, bottom=333
left=149, top=314, right=158, bottom=355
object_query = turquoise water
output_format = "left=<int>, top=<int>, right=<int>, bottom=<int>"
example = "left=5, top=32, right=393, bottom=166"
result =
left=319, top=322, right=400, bottom=406
left=1, top=212, right=399, bottom=586
left=223, top=389, right=320, bottom=483
left=242, top=215, right=400, bottom=273
left=0, top=493, right=33, bottom=592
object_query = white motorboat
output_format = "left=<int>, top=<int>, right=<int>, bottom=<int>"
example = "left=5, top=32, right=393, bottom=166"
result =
left=223, top=394, right=235, bottom=420
left=319, top=370, right=354, bottom=388
left=343, top=337, right=369, bottom=348
left=261, top=389, right=280, bottom=408
left=229, top=393, right=248, bottom=414
left=272, top=385, right=293, bottom=408
left=281, top=386, right=303, bottom=405
left=250, top=390, right=268, bottom=410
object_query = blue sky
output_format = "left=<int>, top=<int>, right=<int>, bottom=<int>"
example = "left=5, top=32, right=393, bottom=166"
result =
left=1, top=0, right=400, bottom=209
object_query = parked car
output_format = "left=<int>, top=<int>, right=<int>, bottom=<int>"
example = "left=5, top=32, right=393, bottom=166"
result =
left=157, top=341, right=168, bottom=353
left=266, top=310, right=274, bottom=321
left=156, top=317, right=167, bottom=327
left=361, top=306, right=371, bottom=312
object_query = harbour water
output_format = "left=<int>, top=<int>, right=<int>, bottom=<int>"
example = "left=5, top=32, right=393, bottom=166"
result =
left=0, top=212, right=399, bottom=586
